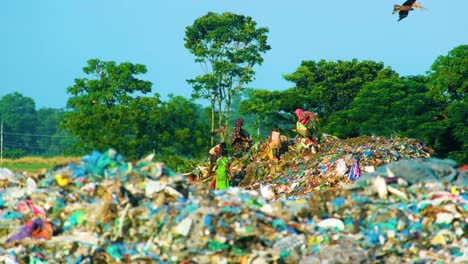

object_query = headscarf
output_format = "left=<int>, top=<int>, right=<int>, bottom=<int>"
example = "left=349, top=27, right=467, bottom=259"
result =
left=295, top=108, right=310, bottom=124
left=230, top=118, right=244, bottom=145
left=295, top=108, right=318, bottom=125
left=294, top=108, right=303, bottom=118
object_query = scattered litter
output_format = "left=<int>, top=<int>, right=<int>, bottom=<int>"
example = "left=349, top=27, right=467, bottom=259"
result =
left=0, top=134, right=466, bottom=263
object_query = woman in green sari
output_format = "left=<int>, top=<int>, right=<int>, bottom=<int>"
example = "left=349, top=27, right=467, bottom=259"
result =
left=215, top=149, right=230, bottom=190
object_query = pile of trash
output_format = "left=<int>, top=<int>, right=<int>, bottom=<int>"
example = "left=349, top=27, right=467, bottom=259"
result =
left=0, top=136, right=467, bottom=263
left=222, top=135, right=434, bottom=199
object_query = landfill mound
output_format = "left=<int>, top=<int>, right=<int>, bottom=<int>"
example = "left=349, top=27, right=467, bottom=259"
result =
left=199, top=135, right=433, bottom=198
left=0, top=136, right=467, bottom=263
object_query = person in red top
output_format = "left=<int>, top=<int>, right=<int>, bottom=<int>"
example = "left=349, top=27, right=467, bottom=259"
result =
left=295, top=108, right=319, bottom=126
left=294, top=108, right=320, bottom=143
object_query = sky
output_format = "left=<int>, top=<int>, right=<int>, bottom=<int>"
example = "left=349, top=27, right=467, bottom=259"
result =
left=2, top=0, right=467, bottom=109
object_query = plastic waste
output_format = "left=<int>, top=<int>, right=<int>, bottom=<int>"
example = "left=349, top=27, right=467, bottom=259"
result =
left=0, top=144, right=466, bottom=263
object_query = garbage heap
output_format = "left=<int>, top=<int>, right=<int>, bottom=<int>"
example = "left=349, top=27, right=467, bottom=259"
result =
left=0, top=143, right=467, bottom=263
left=226, top=135, right=433, bottom=199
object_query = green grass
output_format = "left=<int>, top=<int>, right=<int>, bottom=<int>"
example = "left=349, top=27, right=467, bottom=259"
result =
left=1, top=156, right=80, bottom=174
left=1, top=162, right=50, bottom=173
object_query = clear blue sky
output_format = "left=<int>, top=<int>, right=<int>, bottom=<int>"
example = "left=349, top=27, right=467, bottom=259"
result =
left=2, top=0, right=467, bottom=109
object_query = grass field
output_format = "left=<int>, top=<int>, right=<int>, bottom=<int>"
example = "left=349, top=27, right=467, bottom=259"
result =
left=0, top=156, right=80, bottom=174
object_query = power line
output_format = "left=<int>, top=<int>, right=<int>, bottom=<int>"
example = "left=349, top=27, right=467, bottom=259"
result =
left=3, top=131, right=74, bottom=138
left=1, top=126, right=75, bottom=157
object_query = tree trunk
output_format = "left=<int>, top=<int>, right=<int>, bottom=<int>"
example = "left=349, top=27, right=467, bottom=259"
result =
left=224, top=101, right=231, bottom=144
left=217, top=98, right=224, bottom=142
left=210, top=100, right=215, bottom=146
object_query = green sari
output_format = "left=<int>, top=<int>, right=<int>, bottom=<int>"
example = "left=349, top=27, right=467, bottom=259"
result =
left=215, top=156, right=230, bottom=190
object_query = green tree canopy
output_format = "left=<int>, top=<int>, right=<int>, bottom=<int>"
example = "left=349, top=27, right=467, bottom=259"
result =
left=444, top=101, right=468, bottom=162
left=0, top=92, right=38, bottom=155
left=185, top=12, right=271, bottom=142
left=328, top=76, right=439, bottom=137
left=63, top=59, right=210, bottom=160
left=283, top=59, right=397, bottom=122
left=323, top=75, right=466, bottom=162
left=238, top=88, right=301, bottom=137
left=427, top=44, right=467, bottom=162
left=155, top=95, right=210, bottom=158
left=63, top=59, right=154, bottom=158
left=428, top=44, right=467, bottom=102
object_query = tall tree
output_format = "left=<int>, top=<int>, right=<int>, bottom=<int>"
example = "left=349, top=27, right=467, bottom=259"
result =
left=63, top=59, right=153, bottom=158
left=185, top=12, right=271, bottom=143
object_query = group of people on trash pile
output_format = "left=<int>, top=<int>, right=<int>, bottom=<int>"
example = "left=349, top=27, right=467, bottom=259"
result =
left=208, top=108, right=319, bottom=191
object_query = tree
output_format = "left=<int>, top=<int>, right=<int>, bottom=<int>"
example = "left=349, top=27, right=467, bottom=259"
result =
left=185, top=12, right=271, bottom=143
left=445, top=101, right=468, bottom=163
left=63, top=59, right=211, bottom=160
left=428, top=45, right=467, bottom=102
left=323, top=75, right=466, bottom=162
left=335, top=76, right=440, bottom=137
left=63, top=59, right=153, bottom=158
left=283, top=59, right=396, bottom=123
left=154, top=95, right=210, bottom=158
left=427, top=45, right=468, bottom=163
left=0, top=92, right=38, bottom=155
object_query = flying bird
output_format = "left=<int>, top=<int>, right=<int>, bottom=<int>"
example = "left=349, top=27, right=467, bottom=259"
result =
left=393, top=0, right=424, bottom=21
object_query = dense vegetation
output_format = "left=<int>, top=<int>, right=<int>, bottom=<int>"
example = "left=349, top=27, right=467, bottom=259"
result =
left=0, top=12, right=466, bottom=166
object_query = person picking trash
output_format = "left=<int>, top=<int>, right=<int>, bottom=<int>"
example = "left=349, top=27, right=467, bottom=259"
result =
left=294, top=108, right=320, bottom=143
left=268, top=124, right=282, bottom=161
left=230, top=118, right=252, bottom=157
left=209, top=149, right=231, bottom=191
left=208, top=142, right=226, bottom=175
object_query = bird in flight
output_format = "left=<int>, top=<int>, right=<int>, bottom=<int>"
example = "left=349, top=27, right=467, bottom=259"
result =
left=393, top=0, right=424, bottom=21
